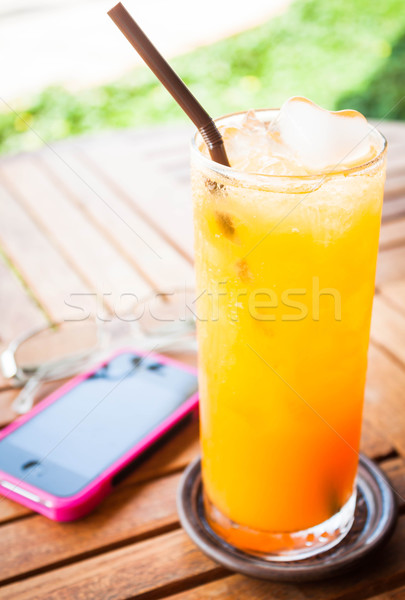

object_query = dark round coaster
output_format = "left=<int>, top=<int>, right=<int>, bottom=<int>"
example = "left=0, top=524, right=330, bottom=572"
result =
left=177, top=455, right=398, bottom=582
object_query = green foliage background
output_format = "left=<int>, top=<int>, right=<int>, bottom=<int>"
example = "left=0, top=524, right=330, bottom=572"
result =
left=1, top=0, right=405, bottom=154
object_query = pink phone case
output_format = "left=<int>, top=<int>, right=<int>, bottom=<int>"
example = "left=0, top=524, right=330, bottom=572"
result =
left=0, top=347, right=198, bottom=521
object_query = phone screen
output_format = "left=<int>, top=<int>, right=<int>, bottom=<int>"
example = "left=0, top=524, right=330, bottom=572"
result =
left=0, top=352, right=197, bottom=497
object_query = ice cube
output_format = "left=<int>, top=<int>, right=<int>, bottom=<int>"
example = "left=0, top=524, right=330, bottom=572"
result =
left=219, top=114, right=269, bottom=170
left=272, top=97, right=373, bottom=172
left=243, top=109, right=267, bottom=132
left=219, top=111, right=287, bottom=173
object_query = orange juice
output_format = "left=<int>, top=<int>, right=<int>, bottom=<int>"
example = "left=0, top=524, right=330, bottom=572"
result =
left=191, top=108, right=386, bottom=559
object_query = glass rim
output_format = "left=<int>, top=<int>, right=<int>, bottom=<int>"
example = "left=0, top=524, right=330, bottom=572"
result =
left=191, top=108, right=387, bottom=184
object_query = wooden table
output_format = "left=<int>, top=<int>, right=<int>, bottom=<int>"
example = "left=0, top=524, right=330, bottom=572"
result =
left=0, top=121, right=404, bottom=599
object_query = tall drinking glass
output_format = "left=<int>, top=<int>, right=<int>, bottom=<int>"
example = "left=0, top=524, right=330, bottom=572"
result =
left=191, top=109, right=387, bottom=560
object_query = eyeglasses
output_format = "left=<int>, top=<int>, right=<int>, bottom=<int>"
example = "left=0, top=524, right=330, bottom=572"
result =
left=1, top=288, right=197, bottom=414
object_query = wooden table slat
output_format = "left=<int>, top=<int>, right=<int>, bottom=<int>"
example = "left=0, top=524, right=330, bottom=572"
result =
left=0, top=178, right=90, bottom=322
left=0, top=529, right=223, bottom=600
left=1, top=513, right=404, bottom=600
left=382, top=196, right=405, bottom=222
left=155, top=514, right=405, bottom=600
left=371, top=295, right=405, bottom=366
left=0, top=255, right=47, bottom=346
left=365, top=345, right=405, bottom=458
left=77, top=131, right=195, bottom=261
left=379, top=216, right=405, bottom=250
left=37, top=146, right=194, bottom=292
left=367, top=586, right=405, bottom=600
left=378, top=280, right=405, bottom=316
left=0, top=472, right=182, bottom=585
left=384, top=175, right=405, bottom=202
left=0, top=157, right=152, bottom=314
left=375, top=120, right=405, bottom=144
left=376, top=245, right=405, bottom=285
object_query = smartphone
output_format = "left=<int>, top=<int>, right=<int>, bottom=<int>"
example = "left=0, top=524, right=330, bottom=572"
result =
left=0, top=348, right=198, bottom=521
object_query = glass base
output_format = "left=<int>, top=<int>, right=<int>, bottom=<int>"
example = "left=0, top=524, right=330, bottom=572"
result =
left=204, top=490, right=356, bottom=561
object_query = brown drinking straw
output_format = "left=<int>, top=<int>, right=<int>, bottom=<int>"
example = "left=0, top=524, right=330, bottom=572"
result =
left=108, top=2, right=230, bottom=167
